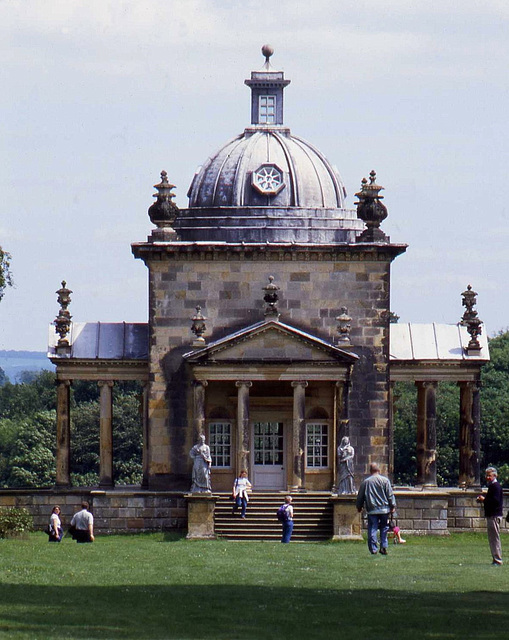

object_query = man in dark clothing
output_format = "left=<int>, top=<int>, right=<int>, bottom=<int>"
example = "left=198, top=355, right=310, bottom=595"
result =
left=477, top=467, right=503, bottom=565
left=356, top=462, right=396, bottom=555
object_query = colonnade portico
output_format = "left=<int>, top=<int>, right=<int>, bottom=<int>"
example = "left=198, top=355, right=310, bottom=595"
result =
left=390, top=321, right=489, bottom=488
left=390, top=374, right=482, bottom=488
left=50, top=321, right=150, bottom=489
left=53, top=371, right=149, bottom=489
left=190, top=373, right=352, bottom=492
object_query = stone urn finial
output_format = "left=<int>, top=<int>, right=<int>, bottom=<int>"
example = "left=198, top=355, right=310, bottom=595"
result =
left=355, top=170, right=389, bottom=243
left=263, top=275, right=280, bottom=319
left=148, top=171, right=179, bottom=239
left=336, top=307, right=352, bottom=346
left=191, top=305, right=207, bottom=345
left=54, top=280, right=73, bottom=350
left=461, top=284, right=483, bottom=353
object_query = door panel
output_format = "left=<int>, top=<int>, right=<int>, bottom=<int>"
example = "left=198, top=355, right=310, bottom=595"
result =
left=252, top=421, right=285, bottom=490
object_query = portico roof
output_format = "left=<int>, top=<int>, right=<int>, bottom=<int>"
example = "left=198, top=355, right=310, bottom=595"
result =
left=390, top=322, right=489, bottom=382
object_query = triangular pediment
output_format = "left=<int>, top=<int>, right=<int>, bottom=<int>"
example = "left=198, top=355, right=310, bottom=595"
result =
left=184, top=320, right=358, bottom=365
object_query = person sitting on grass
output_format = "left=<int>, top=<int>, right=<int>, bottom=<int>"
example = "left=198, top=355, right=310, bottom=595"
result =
left=388, top=519, right=406, bottom=544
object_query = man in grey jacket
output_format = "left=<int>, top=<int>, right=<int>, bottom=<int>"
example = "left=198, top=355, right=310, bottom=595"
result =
left=356, top=463, right=396, bottom=555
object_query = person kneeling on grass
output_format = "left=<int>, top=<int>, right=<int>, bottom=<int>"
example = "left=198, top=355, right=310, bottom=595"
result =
left=388, top=518, right=406, bottom=544
left=70, top=501, right=95, bottom=543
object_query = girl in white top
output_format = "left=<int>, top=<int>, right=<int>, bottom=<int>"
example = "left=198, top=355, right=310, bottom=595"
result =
left=48, top=505, right=63, bottom=542
left=232, top=470, right=252, bottom=518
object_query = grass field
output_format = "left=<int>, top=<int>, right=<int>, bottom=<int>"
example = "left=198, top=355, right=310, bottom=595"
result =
left=0, top=532, right=507, bottom=639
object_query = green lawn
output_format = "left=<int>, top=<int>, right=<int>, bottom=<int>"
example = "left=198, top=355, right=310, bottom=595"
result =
left=0, top=533, right=507, bottom=639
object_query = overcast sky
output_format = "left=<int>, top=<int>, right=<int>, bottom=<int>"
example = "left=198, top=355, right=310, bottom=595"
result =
left=1, top=0, right=508, bottom=351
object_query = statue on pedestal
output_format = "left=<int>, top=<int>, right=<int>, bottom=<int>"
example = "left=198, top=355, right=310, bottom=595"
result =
left=337, top=436, right=356, bottom=494
left=189, top=434, right=212, bottom=493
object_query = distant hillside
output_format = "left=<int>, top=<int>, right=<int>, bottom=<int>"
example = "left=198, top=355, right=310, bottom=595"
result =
left=0, top=350, right=55, bottom=383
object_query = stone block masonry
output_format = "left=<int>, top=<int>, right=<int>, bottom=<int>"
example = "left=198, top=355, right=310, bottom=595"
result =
left=0, top=489, right=187, bottom=534
left=1, top=488, right=507, bottom=536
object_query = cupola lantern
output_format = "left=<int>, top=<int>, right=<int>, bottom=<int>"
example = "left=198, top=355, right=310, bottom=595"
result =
left=244, top=45, right=290, bottom=126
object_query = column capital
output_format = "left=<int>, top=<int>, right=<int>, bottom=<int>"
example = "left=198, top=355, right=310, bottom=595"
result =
left=291, top=380, right=308, bottom=388
left=414, top=380, right=438, bottom=389
left=55, top=379, right=72, bottom=387
left=98, top=380, right=114, bottom=388
left=192, top=379, right=208, bottom=388
left=235, top=380, right=253, bottom=388
left=457, top=380, right=481, bottom=389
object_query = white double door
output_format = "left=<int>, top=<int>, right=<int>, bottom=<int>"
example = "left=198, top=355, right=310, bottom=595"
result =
left=251, top=417, right=286, bottom=490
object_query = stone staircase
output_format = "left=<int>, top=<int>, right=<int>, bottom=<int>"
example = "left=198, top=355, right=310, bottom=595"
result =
left=214, top=492, right=333, bottom=541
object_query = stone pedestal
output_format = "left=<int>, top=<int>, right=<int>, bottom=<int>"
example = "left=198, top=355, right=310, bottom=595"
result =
left=331, top=496, right=363, bottom=540
left=185, top=494, right=218, bottom=539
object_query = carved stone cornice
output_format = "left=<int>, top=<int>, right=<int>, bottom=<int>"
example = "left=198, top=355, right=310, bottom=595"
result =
left=132, top=242, right=407, bottom=265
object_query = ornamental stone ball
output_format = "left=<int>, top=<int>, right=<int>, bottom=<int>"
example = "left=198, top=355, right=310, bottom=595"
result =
left=261, top=44, right=274, bottom=59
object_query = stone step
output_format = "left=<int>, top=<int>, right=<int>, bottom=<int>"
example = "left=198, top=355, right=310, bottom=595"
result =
left=214, top=492, right=334, bottom=540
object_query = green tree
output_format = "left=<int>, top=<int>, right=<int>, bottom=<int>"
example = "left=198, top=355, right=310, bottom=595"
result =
left=480, top=330, right=509, bottom=480
left=0, top=247, right=13, bottom=301
left=5, top=411, right=56, bottom=487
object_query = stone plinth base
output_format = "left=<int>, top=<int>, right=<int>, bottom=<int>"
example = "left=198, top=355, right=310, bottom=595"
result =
left=185, top=494, right=218, bottom=539
left=331, top=496, right=363, bottom=540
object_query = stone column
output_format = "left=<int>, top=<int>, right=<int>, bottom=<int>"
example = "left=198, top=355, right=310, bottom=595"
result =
left=291, top=381, right=308, bottom=491
left=415, top=381, right=437, bottom=486
left=459, top=381, right=481, bottom=487
left=98, top=380, right=114, bottom=488
left=388, top=381, right=395, bottom=481
left=55, top=379, right=71, bottom=487
left=141, top=382, right=150, bottom=489
left=192, top=380, right=208, bottom=441
left=236, top=381, right=252, bottom=474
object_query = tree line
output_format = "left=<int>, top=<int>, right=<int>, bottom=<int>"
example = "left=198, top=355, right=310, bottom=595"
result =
left=0, top=330, right=508, bottom=488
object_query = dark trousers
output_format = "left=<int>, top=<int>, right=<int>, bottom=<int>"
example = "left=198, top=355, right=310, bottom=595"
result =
left=74, top=529, right=92, bottom=543
left=233, top=496, right=247, bottom=517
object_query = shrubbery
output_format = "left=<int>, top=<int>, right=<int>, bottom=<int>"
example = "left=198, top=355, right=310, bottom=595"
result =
left=0, top=506, right=33, bottom=537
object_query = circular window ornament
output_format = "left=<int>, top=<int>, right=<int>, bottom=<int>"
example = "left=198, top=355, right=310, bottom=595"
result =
left=252, top=164, right=285, bottom=196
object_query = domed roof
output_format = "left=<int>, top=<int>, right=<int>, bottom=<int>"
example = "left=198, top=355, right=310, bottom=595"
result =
left=187, top=128, right=347, bottom=209
left=174, top=48, right=363, bottom=244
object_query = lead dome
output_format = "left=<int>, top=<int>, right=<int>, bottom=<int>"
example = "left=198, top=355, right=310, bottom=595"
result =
left=174, top=47, right=363, bottom=244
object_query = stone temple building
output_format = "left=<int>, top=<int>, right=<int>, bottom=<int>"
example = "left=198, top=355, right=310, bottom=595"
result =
left=41, top=47, right=491, bottom=538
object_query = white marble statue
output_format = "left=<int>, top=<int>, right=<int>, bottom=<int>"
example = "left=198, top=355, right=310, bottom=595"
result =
left=189, top=434, right=212, bottom=493
left=337, top=436, right=356, bottom=494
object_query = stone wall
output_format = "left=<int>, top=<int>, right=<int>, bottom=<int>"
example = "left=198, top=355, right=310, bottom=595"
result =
left=2, top=488, right=505, bottom=536
left=393, top=490, right=509, bottom=535
left=0, top=489, right=187, bottom=534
